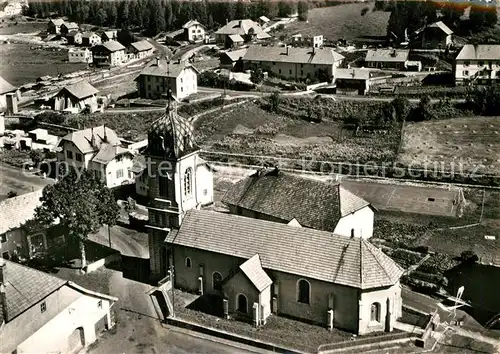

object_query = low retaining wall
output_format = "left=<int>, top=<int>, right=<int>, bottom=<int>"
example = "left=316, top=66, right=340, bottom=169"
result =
left=165, top=316, right=305, bottom=354
left=317, top=331, right=414, bottom=353
left=416, top=310, right=440, bottom=348
left=86, top=251, right=121, bottom=273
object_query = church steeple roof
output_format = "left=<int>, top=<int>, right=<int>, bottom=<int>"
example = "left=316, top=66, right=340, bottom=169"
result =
left=147, top=90, right=198, bottom=159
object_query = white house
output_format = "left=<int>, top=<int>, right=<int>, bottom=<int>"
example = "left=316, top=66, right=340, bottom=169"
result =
left=127, top=40, right=155, bottom=60
left=135, top=58, right=199, bottom=100
left=57, top=125, right=135, bottom=188
left=0, top=76, right=19, bottom=113
left=182, top=19, right=206, bottom=42
left=454, top=44, right=500, bottom=85
left=215, top=19, right=271, bottom=48
left=0, top=259, right=118, bottom=354
left=53, top=80, right=98, bottom=113
left=243, top=45, right=344, bottom=82
left=365, top=49, right=410, bottom=70
left=222, top=168, right=375, bottom=238
left=91, top=40, right=126, bottom=67
left=68, top=48, right=92, bottom=63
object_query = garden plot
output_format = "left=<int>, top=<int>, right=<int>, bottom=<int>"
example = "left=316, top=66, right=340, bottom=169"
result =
left=398, top=117, right=500, bottom=176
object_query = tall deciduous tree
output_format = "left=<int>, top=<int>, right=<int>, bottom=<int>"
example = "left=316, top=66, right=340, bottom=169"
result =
left=33, top=169, right=119, bottom=269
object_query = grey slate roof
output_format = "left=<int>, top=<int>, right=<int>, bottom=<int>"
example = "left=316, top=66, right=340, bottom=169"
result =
left=427, top=21, right=453, bottom=35
left=0, top=258, right=66, bottom=321
left=229, top=34, right=244, bottom=43
left=365, top=49, right=409, bottom=63
left=138, top=58, right=199, bottom=78
left=243, top=45, right=344, bottom=65
left=183, top=19, right=204, bottom=29
left=215, top=19, right=270, bottom=39
left=166, top=210, right=404, bottom=290
left=335, top=68, right=371, bottom=81
left=0, top=76, right=16, bottom=95
left=222, top=168, right=371, bottom=232
left=49, top=18, right=64, bottom=26
left=59, top=125, right=121, bottom=154
left=102, top=40, right=125, bottom=52
left=239, top=254, right=272, bottom=292
left=82, top=31, right=99, bottom=39
left=456, top=44, right=500, bottom=61
left=0, top=189, right=43, bottom=235
left=130, top=40, right=154, bottom=52
left=224, top=48, right=248, bottom=62
left=66, top=30, right=79, bottom=38
left=92, top=143, right=132, bottom=165
left=62, top=22, right=78, bottom=30
left=58, top=80, right=98, bottom=100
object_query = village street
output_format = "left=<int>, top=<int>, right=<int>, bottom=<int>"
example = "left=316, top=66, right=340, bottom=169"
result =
left=84, top=226, right=268, bottom=354
left=0, top=162, right=52, bottom=201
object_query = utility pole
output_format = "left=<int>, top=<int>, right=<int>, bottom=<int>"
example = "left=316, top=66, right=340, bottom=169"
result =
left=169, top=264, right=175, bottom=317
left=108, top=224, right=112, bottom=248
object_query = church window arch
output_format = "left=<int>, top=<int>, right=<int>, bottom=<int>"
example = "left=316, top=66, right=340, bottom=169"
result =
left=184, top=168, right=193, bottom=197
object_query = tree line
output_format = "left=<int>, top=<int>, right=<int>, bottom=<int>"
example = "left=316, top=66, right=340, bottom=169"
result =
left=25, top=0, right=311, bottom=36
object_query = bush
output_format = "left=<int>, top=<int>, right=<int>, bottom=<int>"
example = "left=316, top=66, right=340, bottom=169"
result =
left=360, top=7, right=369, bottom=16
left=35, top=111, right=65, bottom=125
left=460, top=249, right=479, bottom=263
left=29, top=149, right=44, bottom=167
left=7, top=190, right=18, bottom=198
left=270, top=92, right=280, bottom=113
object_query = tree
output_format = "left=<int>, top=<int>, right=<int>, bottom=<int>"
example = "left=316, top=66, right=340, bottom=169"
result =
left=391, top=96, right=410, bottom=121
left=270, top=91, right=280, bottom=112
left=263, top=0, right=278, bottom=20
left=164, top=0, right=173, bottom=30
left=469, top=5, right=498, bottom=32
left=147, top=0, right=166, bottom=35
left=118, top=1, right=130, bottom=29
left=297, top=1, right=308, bottom=21
left=278, top=1, right=291, bottom=18
left=107, top=2, right=118, bottom=27
left=29, top=149, right=45, bottom=167
left=33, top=169, right=119, bottom=269
left=96, top=8, right=107, bottom=26
left=250, top=68, right=264, bottom=84
left=235, top=0, right=248, bottom=20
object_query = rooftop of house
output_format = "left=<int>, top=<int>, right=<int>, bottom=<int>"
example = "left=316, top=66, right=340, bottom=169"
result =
left=420, top=21, right=453, bottom=35
left=57, top=80, right=98, bottom=100
left=456, top=44, right=500, bottom=61
left=335, top=68, right=371, bottom=81
left=223, top=48, right=248, bottom=62
left=222, top=168, right=371, bottom=232
left=0, top=76, right=16, bottom=95
left=166, top=210, right=404, bottom=290
left=365, top=48, right=409, bottom=63
left=137, top=57, right=199, bottom=78
left=215, top=19, right=271, bottom=39
left=58, top=125, right=121, bottom=154
left=63, top=21, right=78, bottom=29
left=228, top=34, right=244, bottom=43
left=66, top=30, right=79, bottom=37
left=92, top=143, right=133, bottom=165
left=49, top=18, right=64, bottom=26
left=183, top=19, right=204, bottom=29
left=129, top=40, right=154, bottom=52
left=0, top=258, right=118, bottom=325
left=81, top=31, right=98, bottom=38
left=99, top=40, right=125, bottom=52
left=259, top=15, right=270, bottom=23
left=103, top=30, right=117, bottom=38
left=243, top=45, right=344, bottom=65
left=238, top=254, right=272, bottom=292
left=0, top=189, right=44, bottom=235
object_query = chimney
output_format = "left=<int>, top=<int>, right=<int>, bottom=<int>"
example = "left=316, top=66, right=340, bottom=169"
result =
left=286, top=45, right=289, bottom=56
left=226, top=18, right=229, bottom=25
left=156, top=57, right=160, bottom=66
left=0, top=259, right=7, bottom=321
left=239, top=20, right=242, bottom=27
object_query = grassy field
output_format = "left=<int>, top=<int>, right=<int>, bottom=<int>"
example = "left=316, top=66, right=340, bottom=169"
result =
left=398, top=117, right=500, bottom=176
left=281, top=3, right=390, bottom=42
left=0, top=21, right=45, bottom=35
left=196, top=102, right=400, bottom=163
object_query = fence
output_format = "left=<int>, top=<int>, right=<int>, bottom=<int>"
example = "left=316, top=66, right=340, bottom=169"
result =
left=317, top=331, right=414, bottom=353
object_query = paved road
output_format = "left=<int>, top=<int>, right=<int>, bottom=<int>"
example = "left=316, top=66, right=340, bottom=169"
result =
left=88, top=227, right=267, bottom=354
left=0, top=162, right=53, bottom=201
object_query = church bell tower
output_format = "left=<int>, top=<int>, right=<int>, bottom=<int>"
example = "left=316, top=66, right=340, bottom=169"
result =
left=145, top=90, right=213, bottom=282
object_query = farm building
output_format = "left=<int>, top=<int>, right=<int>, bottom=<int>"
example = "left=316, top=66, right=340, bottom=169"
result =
left=416, top=21, right=453, bottom=49
left=127, top=40, right=155, bottom=60
left=66, top=30, right=81, bottom=45
left=0, top=76, right=19, bottom=114
left=242, top=45, right=344, bottom=82
left=135, top=58, right=199, bottom=100
left=60, top=22, right=79, bottom=36
left=454, top=44, right=500, bottom=85
left=182, top=19, right=206, bottom=42
left=258, top=15, right=270, bottom=27
left=68, top=48, right=92, bottom=64
left=215, top=19, right=271, bottom=48
left=222, top=167, right=375, bottom=238
left=334, top=68, right=372, bottom=95
left=53, top=80, right=98, bottom=113
left=220, top=48, right=248, bottom=70
left=364, top=49, right=410, bottom=70
left=81, top=32, right=101, bottom=47
left=0, top=258, right=117, bottom=354
left=101, top=30, right=118, bottom=42
left=57, top=125, right=135, bottom=188
left=291, top=34, right=324, bottom=48
left=227, top=34, right=244, bottom=49
left=47, top=18, right=64, bottom=34
left=91, top=40, right=126, bottom=67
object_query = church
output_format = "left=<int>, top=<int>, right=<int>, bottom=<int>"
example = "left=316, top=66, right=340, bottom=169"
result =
left=145, top=92, right=404, bottom=335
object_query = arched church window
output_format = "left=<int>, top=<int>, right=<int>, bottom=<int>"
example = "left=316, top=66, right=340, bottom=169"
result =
left=184, top=168, right=193, bottom=197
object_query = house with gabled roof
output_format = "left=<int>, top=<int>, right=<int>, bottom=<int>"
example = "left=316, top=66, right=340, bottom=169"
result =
left=0, top=258, right=117, bottom=354
left=454, top=44, right=500, bottom=85
left=182, top=19, right=206, bottom=42
left=0, top=76, right=19, bottom=113
left=57, top=125, right=135, bottom=188
left=47, top=18, right=64, bottom=34
left=60, top=21, right=79, bottom=36
left=365, top=49, right=410, bottom=70
left=135, top=57, right=199, bottom=99
left=53, top=80, right=98, bottom=112
left=222, top=167, right=375, bottom=238
left=164, top=209, right=403, bottom=334
left=416, top=21, right=453, bottom=49
left=215, top=19, right=271, bottom=48
left=127, top=40, right=155, bottom=60
left=243, top=45, right=344, bottom=81
left=81, top=31, right=101, bottom=47
left=91, top=40, right=126, bottom=67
